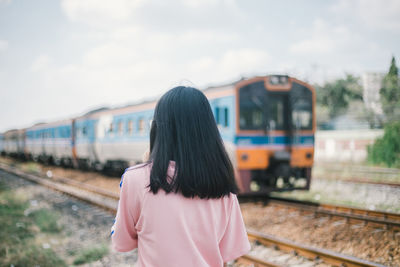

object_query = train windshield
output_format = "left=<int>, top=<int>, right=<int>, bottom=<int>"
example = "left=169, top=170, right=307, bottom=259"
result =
left=291, top=82, right=313, bottom=130
left=239, top=82, right=290, bottom=131
left=239, top=81, right=267, bottom=130
left=239, top=80, right=312, bottom=131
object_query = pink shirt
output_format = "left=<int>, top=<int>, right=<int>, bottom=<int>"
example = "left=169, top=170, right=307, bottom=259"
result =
left=111, top=162, right=250, bottom=267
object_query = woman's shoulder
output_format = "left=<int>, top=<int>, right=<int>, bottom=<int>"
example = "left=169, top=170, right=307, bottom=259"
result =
left=121, top=162, right=151, bottom=188
left=125, top=162, right=151, bottom=173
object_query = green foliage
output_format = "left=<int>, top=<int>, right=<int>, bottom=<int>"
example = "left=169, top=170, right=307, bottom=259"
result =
left=73, top=245, right=109, bottom=265
left=3, top=245, right=67, bottom=267
left=316, top=74, right=363, bottom=118
left=29, top=209, right=62, bottom=233
left=380, top=56, right=400, bottom=123
left=367, top=121, right=400, bottom=168
left=0, top=181, right=66, bottom=267
left=388, top=56, right=399, bottom=76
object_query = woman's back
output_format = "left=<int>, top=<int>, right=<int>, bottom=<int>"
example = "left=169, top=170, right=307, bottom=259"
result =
left=111, top=86, right=250, bottom=266
left=112, top=162, right=250, bottom=267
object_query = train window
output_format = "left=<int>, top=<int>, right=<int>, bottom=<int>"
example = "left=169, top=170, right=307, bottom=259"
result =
left=109, top=122, right=114, bottom=133
left=223, top=107, right=229, bottom=127
left=82, top=126, right=87, bottom=136
left=138, top=118, right=144, bottom=133
left=215, top=107, right=220, bottom=124
left=118, top=121, right=123, bottom=135
left=128, top=120, right=133, bottom=135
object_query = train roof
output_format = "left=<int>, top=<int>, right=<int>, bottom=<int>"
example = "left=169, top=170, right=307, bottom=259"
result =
left=1, top=75, right=306, bottom=132
left=27, top=118, right=73, bottom=131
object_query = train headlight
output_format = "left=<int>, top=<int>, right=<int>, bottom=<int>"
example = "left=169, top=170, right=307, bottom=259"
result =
left=241, top=153, right=248, bottom=161
left=269, top=75, right=289, bottom=85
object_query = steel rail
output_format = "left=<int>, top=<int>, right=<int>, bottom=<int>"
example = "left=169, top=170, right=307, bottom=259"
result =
left=247, top=230, right=387, bottom=267
left=269, top=197, right=400, bottom=231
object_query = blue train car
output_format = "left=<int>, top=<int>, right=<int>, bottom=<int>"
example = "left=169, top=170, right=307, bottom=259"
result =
left=26, top=120, right=73, bottom=165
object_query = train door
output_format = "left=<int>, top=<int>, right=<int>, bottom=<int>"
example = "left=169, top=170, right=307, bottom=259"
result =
left=71, top=119, right=78, bottom=168
left=266, top=92, right=292, bottom=182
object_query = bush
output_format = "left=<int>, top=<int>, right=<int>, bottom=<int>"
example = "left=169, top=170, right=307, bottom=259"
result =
left=367, top=121, right=400, bottom=167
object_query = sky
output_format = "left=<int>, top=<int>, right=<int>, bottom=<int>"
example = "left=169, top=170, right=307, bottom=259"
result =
left=0, top=0, right=399, bottom=132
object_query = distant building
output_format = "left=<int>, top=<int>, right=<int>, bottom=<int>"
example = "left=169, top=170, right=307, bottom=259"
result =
left=362, top=72, right=384, bottom=115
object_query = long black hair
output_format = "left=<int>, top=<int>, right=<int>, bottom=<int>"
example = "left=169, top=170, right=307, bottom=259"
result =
left=148, top=86, right=237, bottom=199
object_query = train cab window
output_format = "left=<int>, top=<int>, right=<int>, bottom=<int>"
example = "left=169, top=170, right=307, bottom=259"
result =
left=291, top=82, right=313, bottom=130
left=292, top=99, right=312, bottom=130
left=127, top=120, right=133, bottom=135
left=239, top=82, right=268, bottom=130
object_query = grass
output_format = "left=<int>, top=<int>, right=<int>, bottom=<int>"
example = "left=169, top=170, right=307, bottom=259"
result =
left=23, top=162, right=42, bottom=174
left=0, top=180, right=66, bottom=267
left=3, top=245, right=67, bottom=267
left=29, top=209, right=62, bottom=233
left=73, top=244, right=109, bottom=265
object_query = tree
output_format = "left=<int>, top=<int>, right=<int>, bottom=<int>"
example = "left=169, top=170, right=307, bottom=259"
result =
left=316, top=74, right=363, bottom=118
left=380, top=56, right=400, bottom=123
left=368, top=121, right=400, bottom=168
left=389, top=56, right=398, bottom=76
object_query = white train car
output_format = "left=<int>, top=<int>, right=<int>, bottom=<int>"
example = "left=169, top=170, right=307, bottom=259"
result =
left=3, top=129, right=25, bottom=157
left=74, top=104, right=154, bottom=171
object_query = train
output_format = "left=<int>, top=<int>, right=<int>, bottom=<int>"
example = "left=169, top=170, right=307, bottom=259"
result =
left=0, top=75, right=315, bottom=193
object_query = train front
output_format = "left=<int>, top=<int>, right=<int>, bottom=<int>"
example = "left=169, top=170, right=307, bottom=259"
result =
left=235, top=75, right=315, bottom=193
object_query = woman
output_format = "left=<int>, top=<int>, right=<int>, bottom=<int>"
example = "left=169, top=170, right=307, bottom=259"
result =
left=111, top=86, right=250, bottom=266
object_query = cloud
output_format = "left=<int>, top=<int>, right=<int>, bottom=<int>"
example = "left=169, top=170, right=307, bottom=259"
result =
left=61, top=0, right=144, bottom=25
left=31, top=54, right=52, bottom=72
left=80, top=26, right=239, bottom=68
left=332, top=0, right=400, bottom=31
left=289, top=18, right=354, bottom=55
left=188, top=49, right=270, bottom=84
left=0, top=40, right=8, bottom=51
left=60, top=0, right=243, bottom=32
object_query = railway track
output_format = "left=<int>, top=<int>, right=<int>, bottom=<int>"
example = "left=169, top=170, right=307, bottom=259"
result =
left=267, top=196, right=400, bottom=231
left=315, top=164, right=400, bottom=175
left=314, top=176, right=400, bottom=188
left=0, top=163, right=389, bottom=267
